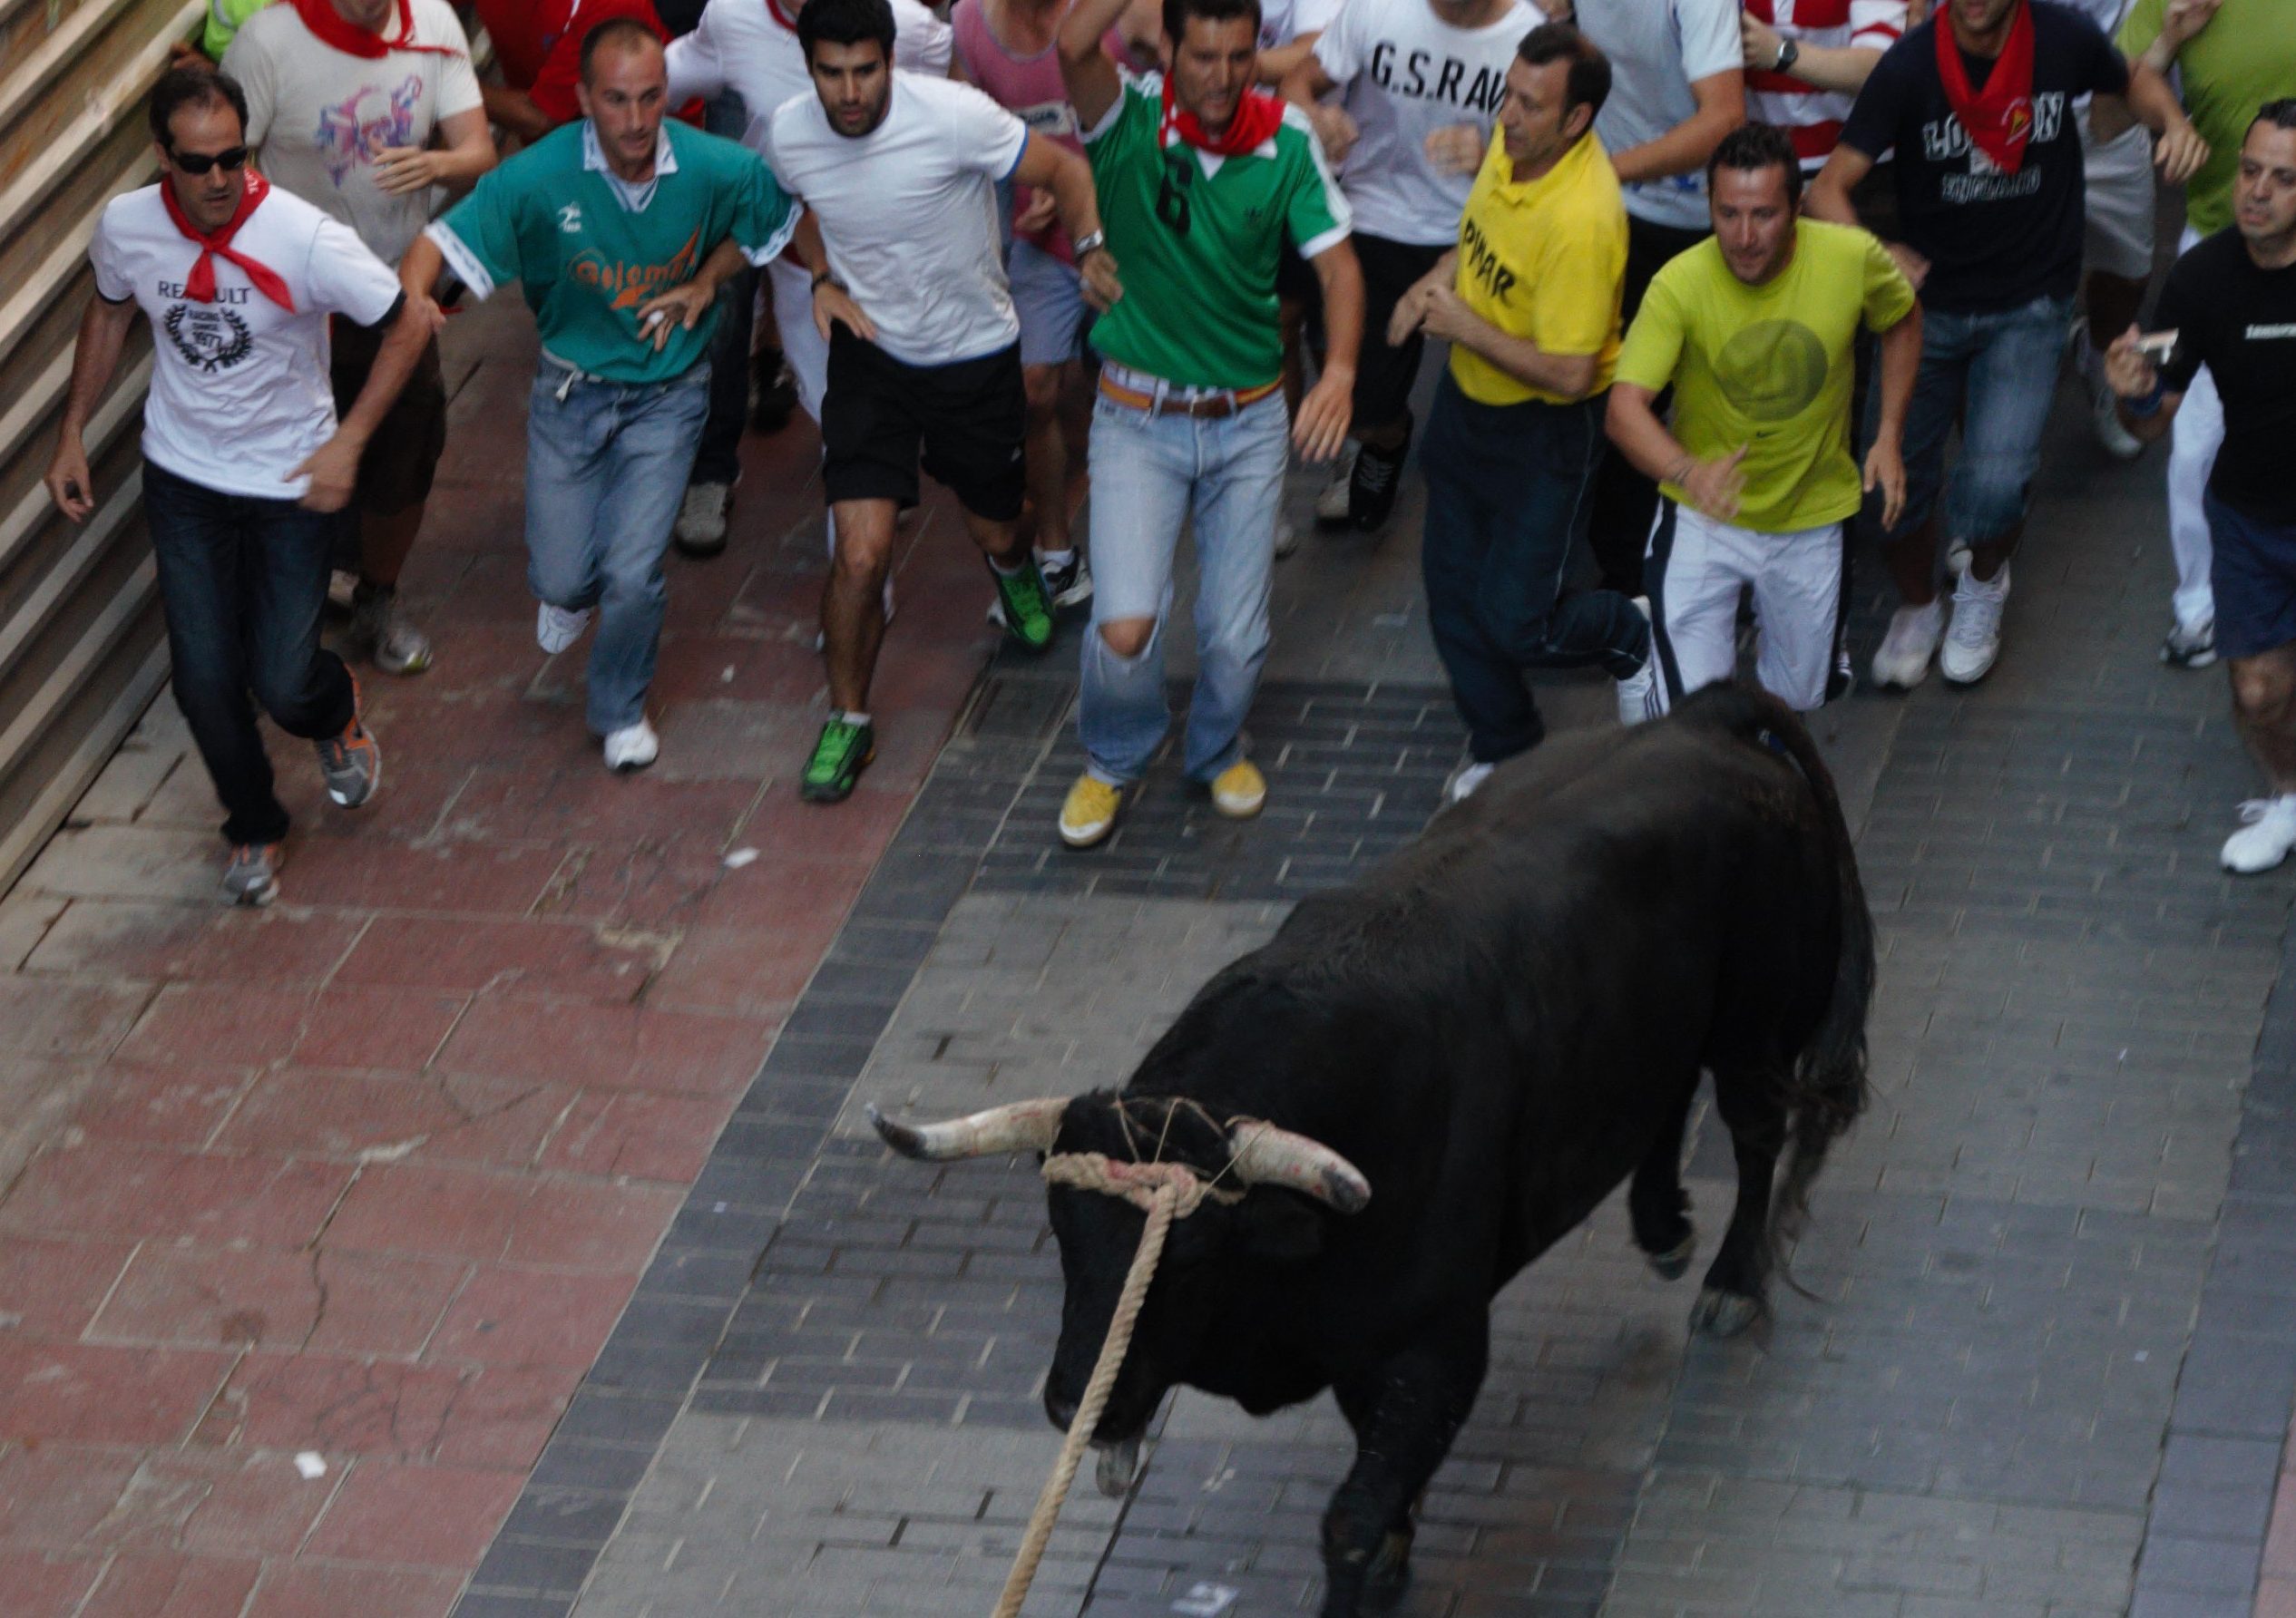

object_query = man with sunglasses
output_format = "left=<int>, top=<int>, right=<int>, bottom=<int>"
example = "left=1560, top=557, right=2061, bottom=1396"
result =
left=44, top=65, right=441, bottom=905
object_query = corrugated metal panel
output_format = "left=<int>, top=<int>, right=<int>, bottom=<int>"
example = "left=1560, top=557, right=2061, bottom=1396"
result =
left=0, top=0, right=205, bottom=889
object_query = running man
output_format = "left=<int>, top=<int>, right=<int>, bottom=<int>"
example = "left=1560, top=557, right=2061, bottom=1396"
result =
left=1807, top=0, right=2204, bottom=690
left=403, top=18, right=800, bottom=770
left=1053, top=0, right=1364, bottom=847
left=1393, top=22, right=1654, bottom=804
left=1607, top=122, right=1921, bottom=713
left=1280, top=0, right=1534, bottom=534
left=222, top=0, right=495, bottom=676
left=2118, top=0, right=2296, bottom=668
left=44, top=66, right=434, bottom=903
left=767, top=0, right=1116, bottom=802
left=2105, top=103, right=2296, bottom=871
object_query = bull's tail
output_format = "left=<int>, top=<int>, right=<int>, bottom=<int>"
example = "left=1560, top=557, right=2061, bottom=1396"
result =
left=1673, top=685, right=1874, bottom=1259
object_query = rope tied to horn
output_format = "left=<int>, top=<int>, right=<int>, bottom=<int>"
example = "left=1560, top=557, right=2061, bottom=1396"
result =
left=992, top=1152, right=1241, bottom=1618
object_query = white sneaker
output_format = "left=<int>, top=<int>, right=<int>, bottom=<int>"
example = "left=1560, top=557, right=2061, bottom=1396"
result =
left=327, top=568, right=359, bottom=613
left=1274, top=515, right=1301, bottom=559
left=674, top=481, right=732, bottom=554
left=1939, top=560, right=2010, bottom=686
left=1617, top=597, right=1663, bottom=725
left=603, top=718, right=659, bottom=773
left=1443, top=760, right=1495, bottom=804
left=537, top=603, right=592, bottom=654
left=1314, top=451, right=1356, bottom=525
left=2087, top=373, right=2145, bottom=462
left=1871, top=599, right=1946, bottom=690
left=2224, top=796, right=2296, bottom=874
left=2161, top=617, right=2217, bottom=669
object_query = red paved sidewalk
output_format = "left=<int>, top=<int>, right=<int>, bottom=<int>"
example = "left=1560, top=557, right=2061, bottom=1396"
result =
left=0, top=300, right=1005, bottom=1615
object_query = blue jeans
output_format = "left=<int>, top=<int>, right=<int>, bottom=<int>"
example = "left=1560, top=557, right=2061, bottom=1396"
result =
left=1420, top=374, right=1648, bottom=762
left=1080, top=386, right=1288, bottom=785
left=142, top=460, right=356, bottom=846
left=1878, top=292, right=2074, bottom=551
left=525, top=361, right=712, bottom=733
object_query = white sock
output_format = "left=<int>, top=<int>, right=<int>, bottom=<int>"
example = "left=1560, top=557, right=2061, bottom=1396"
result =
left=989, top=554, right=1025, bottom=576
left=840, top=709, right=872, bottom=727
left=1037, top=547, right=1075, bottom=570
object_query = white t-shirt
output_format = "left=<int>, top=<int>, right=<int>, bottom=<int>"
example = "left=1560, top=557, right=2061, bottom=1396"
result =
left=90, top=183, right=404, bottom=499
left=766, top=71, right=1029, bottom=365
left=224, top=0, right=484, bottom=266
left=1578, top=0, right=1742, bottom=229
left=667, top=0, right=953, bottom=138
left=1313, top=0, right=1534, bottom=245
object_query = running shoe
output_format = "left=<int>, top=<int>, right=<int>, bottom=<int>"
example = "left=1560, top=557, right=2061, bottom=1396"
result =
left=1348, top=414, right=1412, bottom=532
left=1871, top=599, right=1946, bottom=691
left=2225, top=796, right=2296, bottom=874
left=801, top=716, right=874, bottom=803
left=1059, top=773, right=1124, bottom=847
left=538, top=603, right=592, bottom=654
left=1209, top=758, right=1266, bottom=819
left=1443, top=760, right=1496, bottom=804
left=2162, top=618, right=2217, bottom=669
left=989, top=557, right=1056, bottom=651
left=1939, top=560, right=2010, bottom=686
left=348, top=586, right=433, bottom=676
left=315, top=681, right=381, bottom=809
left=1314, top=450, right=1356, bottom=526
left=604, top=718, right=659, bottom=773
left=221, top=842, right=283, bottom=907
left=674, top=481, right=733, bottom=558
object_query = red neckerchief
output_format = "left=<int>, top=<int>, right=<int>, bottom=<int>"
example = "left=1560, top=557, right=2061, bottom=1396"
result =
left=766, top=0, right=798, bottom=29
left=160, top=168, right=296, bottom=313
left=1158, top=75, right=1284, bottom=156
left=1935, top=0, right=2037, bottom=173
left=291, top=0, right=464, bottom=57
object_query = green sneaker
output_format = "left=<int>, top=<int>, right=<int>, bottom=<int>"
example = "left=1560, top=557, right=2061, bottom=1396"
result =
left=800, top=716, right=874, bottom=803
left=989, top=557, right=1055, bottom=652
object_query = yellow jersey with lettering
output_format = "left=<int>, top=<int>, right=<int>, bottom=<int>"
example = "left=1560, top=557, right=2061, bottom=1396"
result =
left=1447, top=128, right=1626, bottom=406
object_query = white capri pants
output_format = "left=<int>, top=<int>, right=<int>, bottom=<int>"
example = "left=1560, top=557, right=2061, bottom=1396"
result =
left=1646, top=498, right=1844, bottom=713
left=2166, top=223, right=2225, bottom=635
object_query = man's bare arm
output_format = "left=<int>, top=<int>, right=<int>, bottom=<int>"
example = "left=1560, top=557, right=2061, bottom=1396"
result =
left=44, top=295, right=140, bottom=522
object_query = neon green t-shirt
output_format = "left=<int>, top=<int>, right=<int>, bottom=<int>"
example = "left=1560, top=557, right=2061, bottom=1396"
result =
left=2120, top=0, right=2296, bottom=236
left=201, top=0, right=271, bottom=63
left=1082, top=73, right=1352, bottom=391
left=1615, top=219, right=1914, bottom=534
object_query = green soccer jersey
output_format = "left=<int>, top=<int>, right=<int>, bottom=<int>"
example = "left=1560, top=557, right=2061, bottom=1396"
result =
left=2120, top=0, right=2296, bottom=236
left=429, top=121, right=797, bottom=385
left=1083, top=74, right=1352, bottom=391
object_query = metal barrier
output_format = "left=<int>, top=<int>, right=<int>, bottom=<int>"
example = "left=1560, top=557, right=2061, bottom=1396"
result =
left=0, top=0, right=204, bottom=890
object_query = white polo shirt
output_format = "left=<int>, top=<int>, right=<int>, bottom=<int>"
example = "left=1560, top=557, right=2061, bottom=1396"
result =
left=90, top=182, right=404, bottom=500
left=766, top=71, right=1029, bottom=366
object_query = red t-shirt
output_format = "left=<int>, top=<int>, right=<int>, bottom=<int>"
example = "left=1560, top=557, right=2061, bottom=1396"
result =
left=477, top=0, right=684, bottom=126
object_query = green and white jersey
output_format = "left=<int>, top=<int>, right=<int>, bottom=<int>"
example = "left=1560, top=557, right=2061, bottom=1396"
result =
left=427, top=120, right=797, bottom=385
left=1082, top=73, right=1351, bottom=391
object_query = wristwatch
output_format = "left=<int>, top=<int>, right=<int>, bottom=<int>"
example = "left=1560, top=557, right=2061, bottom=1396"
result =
left=1774, top=38, right=1801, bottom=73
left=1072, top=229, right=1106, bottom=261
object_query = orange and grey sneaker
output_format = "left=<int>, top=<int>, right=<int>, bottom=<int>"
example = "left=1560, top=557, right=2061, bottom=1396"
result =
left=221, top=843, right=283, bottom=907
left=315, top=678, right=381, bottom=808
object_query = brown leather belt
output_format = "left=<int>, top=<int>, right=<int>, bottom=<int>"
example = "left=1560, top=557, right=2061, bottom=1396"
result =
left=1097, top=374, right=1283, bottom=419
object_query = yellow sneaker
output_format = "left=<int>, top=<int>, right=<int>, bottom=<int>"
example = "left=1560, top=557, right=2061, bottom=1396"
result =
left=1210, top=758, right=1266, bottom=819
left=1059, top=774, right=1125, bottom=848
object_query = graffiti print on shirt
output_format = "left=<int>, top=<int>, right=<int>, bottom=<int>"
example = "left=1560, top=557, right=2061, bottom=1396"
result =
left=314, top=75, right=424, bottom=186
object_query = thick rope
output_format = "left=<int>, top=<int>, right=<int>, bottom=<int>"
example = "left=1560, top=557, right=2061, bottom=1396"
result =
left=992, top=1155, right=1236, bottom=1617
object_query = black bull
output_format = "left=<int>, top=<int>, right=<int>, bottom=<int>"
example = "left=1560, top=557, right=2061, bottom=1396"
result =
left=872, top=684, right=1874, bottom=1616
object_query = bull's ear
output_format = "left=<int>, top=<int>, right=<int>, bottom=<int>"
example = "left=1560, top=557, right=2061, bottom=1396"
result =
left=1237, top=1190, right=1328, bottom=1262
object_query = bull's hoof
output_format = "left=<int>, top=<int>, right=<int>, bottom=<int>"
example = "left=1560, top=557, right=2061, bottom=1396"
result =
left=1360, top=1530, right=1413, bottom=1613
left=1646, top=1229, right=1697, bottom=1282
left=1689, top=1287, right=1762, bottom=1338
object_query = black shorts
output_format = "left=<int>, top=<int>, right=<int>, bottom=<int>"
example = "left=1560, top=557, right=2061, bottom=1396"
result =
left=329, top=316, right=447, bottom=517
left=1290, top=233, right=1449, bottom=433
left=821, top=332, right=1026, bottom=521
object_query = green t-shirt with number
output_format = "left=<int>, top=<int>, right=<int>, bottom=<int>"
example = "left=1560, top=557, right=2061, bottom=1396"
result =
left=1081, top=73, right=1352, bottom=390
left=2120, top=0, right=2296, bottom=236
left=428, top=120, right=797, bottom=385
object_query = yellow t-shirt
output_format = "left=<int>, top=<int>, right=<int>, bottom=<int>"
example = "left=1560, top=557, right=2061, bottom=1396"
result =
left=1447, top=130, right=1627, bottom=407
left=1615, top=219, right=1915, bottom=534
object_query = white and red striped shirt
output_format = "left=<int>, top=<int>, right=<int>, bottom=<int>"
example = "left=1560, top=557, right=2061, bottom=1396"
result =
left=1744, top=0, right=1908, bottom=168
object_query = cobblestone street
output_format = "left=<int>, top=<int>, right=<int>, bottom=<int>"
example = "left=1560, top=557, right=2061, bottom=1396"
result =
left=3, top=299, right=2293, bottom=1617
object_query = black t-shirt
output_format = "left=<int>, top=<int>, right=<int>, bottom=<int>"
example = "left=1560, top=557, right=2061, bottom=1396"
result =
left=1838, top=3, right=2127, bottom=314
left=2158, top=231, right=2296, bottom=525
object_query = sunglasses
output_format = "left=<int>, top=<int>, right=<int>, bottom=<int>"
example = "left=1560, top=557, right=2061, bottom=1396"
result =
left=169, top=145, right=249, bottom=176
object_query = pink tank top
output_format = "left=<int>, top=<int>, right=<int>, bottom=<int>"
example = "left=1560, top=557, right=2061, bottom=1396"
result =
left=952, top=0, right=1123, bottom=263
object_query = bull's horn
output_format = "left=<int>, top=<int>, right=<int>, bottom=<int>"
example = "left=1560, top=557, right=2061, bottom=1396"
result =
left=1226, top=1124, right=1373, bottom=1214
left=866, top=1098, right=1067, bottom=1161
